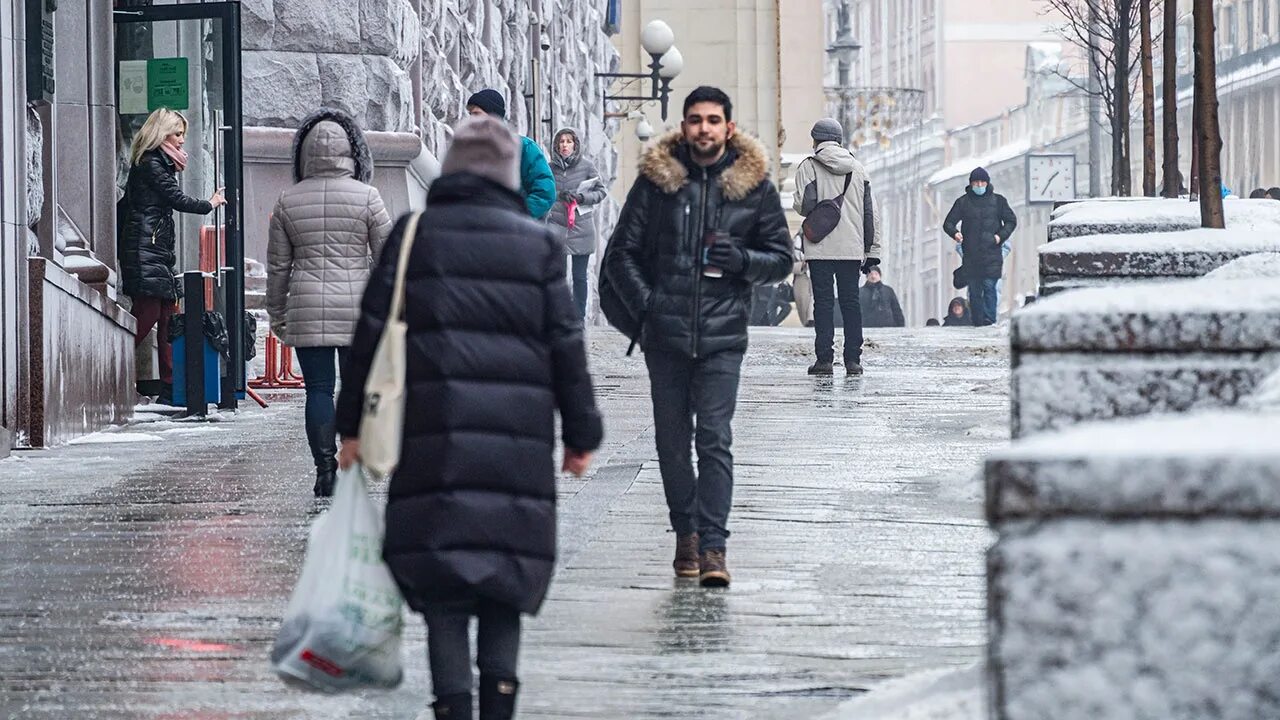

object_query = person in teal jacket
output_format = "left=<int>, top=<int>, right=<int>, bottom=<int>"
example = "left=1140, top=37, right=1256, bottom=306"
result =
left=466, top=89, right=556, bottom=219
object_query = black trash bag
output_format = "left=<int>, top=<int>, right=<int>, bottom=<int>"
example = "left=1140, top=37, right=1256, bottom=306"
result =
left=167, top=311, right=230, bottom=359
left=242, top=312, right=258, bottom=361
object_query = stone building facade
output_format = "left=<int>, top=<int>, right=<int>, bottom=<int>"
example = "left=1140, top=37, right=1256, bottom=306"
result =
left=0, top=0, right=619, bottom=450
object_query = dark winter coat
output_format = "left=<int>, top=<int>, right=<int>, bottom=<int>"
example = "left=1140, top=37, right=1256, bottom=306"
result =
left=859, top=281, right=905, bottom=328
left=334, top=173, right=604, bottom=616
left=941, top=186, right=1017, bottom=281
left=602, top=130, right=793, bottom=358
left=943, top=297, right=972, bottom=326
left=119, top=149, right=214, bottom=300
left=547, top=128, right=608, bottom=256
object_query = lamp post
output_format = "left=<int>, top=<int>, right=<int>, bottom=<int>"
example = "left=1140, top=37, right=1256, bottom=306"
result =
left=597, top=19, right=683, bottom=121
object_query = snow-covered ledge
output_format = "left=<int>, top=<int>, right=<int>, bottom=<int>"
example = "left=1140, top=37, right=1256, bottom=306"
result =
left=1039, top=228, right=1280, bottom=296
left=1047, top=197, right=1280, bottom=241
left=985, top=405, right=1280, bottom=720
left=1011, top=262, right=1280, bottom=436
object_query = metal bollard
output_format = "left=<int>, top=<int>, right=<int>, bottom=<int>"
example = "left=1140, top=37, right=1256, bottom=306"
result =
left=183, top=270, right=207, bottom=417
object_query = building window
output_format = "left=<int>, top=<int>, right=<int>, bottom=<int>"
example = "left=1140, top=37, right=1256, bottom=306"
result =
left=1245, top=0, right=1255, bottom=52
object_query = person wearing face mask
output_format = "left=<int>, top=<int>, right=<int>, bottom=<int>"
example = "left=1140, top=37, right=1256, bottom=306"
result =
left=547, top=128, right=607, bottom=319
left=942, top=167, right=1017, bottom=326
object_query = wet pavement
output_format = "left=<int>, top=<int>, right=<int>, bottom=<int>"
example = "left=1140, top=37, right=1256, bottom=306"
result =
left=0, top=327, right=1009, bottom=719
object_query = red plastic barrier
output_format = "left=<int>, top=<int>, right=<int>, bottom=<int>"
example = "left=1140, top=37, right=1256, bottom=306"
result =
left=248, top=333, right=306, bottom=389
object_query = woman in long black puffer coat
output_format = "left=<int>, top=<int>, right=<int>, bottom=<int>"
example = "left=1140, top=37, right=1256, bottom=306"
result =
left=334, top=116, right=604, bottom=720
left=119, top=108, right=225, bottom=404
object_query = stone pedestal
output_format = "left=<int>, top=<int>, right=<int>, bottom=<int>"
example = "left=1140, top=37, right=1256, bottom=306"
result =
left=986, top=408, right=1280, bottom=720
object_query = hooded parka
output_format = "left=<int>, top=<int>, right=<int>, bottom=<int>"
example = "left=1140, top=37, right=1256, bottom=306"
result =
left=602, top=130, right=793, bottom=358
left=334, top=170, right=604, bottom=615
left=791, top=141, right=881, bottom=262
left=942, top=185, right=1017, bottom=281
left=546, top=128, right=608, bottom=255
left=119, top=150, right=214, bottom=300
left=267, top=110, right=392, bottom=347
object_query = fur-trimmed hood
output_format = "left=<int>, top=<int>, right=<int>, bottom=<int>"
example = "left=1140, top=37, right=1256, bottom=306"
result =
left=639, top=129, right=771, bottom=202
left=292, top=108, right=374, bottom=183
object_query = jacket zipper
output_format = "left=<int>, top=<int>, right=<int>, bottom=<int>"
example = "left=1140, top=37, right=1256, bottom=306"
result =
left=691, top=168, right=709, bottom=358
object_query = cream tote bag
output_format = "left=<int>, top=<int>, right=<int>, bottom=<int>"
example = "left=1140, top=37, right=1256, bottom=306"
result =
left=358, top=212, right=422, bottom=476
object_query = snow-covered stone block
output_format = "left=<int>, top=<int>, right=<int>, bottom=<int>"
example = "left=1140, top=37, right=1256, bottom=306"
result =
left=986, top=410, right=1280, bottom=720
left=990, top=519, right=1280, bottom=720
left=1011, top=277, right=1280, bottom=435
left=1048, top=198, right=1280, bottom=241
left=1039, top=230, right=1280, bottom=295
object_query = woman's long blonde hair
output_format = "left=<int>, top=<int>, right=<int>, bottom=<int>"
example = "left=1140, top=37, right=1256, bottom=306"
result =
left=129, top=108, right=187, bottom=167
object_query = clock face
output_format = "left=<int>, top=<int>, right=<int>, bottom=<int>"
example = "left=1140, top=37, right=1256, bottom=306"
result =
left=1026, top=154, right=1077, bottom=203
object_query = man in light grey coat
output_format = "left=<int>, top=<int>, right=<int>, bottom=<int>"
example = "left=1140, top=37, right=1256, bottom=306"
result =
left=267, top=108, right=392, bottom=496
left=792, top=118, right=881, bottom=376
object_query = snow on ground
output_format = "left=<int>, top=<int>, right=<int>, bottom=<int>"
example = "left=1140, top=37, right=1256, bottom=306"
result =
left=822, top=664, right=984, bottom=720
left=1051, top=197, right=1280, bottom=231
left=68, top=431, right=163, bottom=445
left=1040, top=228, right=1280, bottom=255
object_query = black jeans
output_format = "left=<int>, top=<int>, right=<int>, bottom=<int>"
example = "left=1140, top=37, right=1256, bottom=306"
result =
left=294, top=346, right=349, bottom=471
left=570, top=253, right=590, bottom=320
left=809, top=260, right=863, bottom=364
left=423, top=599, right=522, bottom=698
left=645, top=348, right=743, bottom=552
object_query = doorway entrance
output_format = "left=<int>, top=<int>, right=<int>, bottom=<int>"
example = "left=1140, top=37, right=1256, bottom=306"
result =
left=113, top=2, right=245, bottom=407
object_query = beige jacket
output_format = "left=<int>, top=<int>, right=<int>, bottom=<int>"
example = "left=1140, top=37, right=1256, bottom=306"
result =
left=267, top=121, right=392, bottom=347
left=792, top=141, right=882, bottom=262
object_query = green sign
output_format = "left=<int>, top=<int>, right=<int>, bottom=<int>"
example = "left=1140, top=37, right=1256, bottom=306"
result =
left=147, top=58, right=189, bottom=111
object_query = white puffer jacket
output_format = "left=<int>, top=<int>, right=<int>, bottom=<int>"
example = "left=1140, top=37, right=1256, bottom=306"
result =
left=267, top=119, right=392, bottom=348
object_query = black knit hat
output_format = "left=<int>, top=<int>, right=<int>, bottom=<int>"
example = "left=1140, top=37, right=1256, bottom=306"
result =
left=969, top=167, right=991, bottom=184
left=466, top=89, right=506, bottom=119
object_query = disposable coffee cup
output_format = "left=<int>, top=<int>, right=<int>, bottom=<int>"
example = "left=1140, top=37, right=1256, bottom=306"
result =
left=702, top=231, right=727, bottom=278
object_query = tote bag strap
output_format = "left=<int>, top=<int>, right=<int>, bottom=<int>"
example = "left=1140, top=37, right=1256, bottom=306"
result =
left=387, top=212, right=423, bottom=323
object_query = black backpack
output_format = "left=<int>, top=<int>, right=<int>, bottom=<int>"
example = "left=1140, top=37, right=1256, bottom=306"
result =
left=800, top=171, right=852, bottom=244
left=597, top=242, right=644, bottom=355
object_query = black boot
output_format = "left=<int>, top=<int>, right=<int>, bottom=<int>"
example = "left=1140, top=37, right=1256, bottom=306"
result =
left=313, top=464, right=336, bottom=498
left=432, top=692, right=472, bottom=720
left=478, top=676, right=519, bottom=720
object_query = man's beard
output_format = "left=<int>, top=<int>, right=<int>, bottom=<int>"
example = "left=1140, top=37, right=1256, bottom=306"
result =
left=689, top=137, right=725, bottom=161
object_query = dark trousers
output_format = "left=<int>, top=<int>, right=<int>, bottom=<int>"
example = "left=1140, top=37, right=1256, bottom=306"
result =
left=294, top=346, right=349, bottom=471
left=423, top=599, right=522, bottom=698
left=809, top=260, right=863, bottom=364
left=969, top=278, right=1000, bottom=326
left=570, top=253, right=590, bottom=320
left=130, top=296, right=176, bottom=385
left=645, top=348, right=743, bottom=552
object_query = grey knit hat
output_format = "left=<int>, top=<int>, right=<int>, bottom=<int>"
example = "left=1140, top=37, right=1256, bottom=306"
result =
left=442, top=115, right=520, bottom=192
left=811, top=118, right=844, bottom=144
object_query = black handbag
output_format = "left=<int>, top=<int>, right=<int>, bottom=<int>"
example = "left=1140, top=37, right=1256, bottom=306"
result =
left=800, top=172, right=852, bottom=244
left=952, top=266, right=968, bottom=290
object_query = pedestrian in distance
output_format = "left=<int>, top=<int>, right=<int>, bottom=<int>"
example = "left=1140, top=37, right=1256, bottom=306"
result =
left=118, top=107, right=226, bottom=406
left=267, top=108, right=392, bottom=497
left=925, top=318, right=941, bottom=327
left=859, top=266, right=905, bottom=328
left=943, top=167, right=1017, bottom=327
left=943, top=297, right=972, bottom=326
left=466, top=89, right=556, bottom=220
left=1249, top=188, right=1268, bottom=199
left=547, top=127, right=608, bottom=319
left=1267, top=187, right=1280, bottom=201
left=791, top=118, right=881, bottom=375
left=334, top=115, right=603, bottom=720
left=601, top=86, right=792, bottom=587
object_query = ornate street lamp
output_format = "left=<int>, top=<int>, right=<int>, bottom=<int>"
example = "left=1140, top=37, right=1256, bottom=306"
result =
left=597, top=19, right=683, bottom=121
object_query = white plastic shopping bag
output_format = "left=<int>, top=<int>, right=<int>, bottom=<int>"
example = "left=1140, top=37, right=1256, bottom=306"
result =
left=271, top=464, right=404, bottom=692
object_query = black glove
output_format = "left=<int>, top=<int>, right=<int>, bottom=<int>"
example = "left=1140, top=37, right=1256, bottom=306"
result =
left=557, top=190, right=574, bottom=202
left=861, top=257, right=881, bottom=274
left=707, top=238, right=748, bottom=275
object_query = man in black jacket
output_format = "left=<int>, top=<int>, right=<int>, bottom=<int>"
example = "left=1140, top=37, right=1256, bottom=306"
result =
left=859, top=267, right=905, bottom=328
left=602, top=86, right=792, bottom=588
left=942, top=167, right=1017, bottom=326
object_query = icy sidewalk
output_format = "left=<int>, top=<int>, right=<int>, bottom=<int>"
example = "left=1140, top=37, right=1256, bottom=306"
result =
left=821, top=664, right=984, bottom=720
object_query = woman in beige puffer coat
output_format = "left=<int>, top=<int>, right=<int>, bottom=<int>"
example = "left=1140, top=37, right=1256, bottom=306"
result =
left=267, top=108, right=392, bottom=497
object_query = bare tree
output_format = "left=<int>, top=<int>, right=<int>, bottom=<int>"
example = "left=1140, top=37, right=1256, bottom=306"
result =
left=1193, top=0, right=1224, bottom=227
left=1161, top=0, right=1179, bottom=197
left=1046, top=0, right=1145, bottom=196
left=1139, top=0, right=1156, bottom=196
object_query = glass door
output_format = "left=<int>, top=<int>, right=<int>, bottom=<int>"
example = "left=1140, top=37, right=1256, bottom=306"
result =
left=113, top=2, right=245, bottom=407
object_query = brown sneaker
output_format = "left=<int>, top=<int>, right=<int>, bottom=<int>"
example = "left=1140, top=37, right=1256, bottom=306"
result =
left=699, top=549, right=731, bottom=587
left=673, top=533, right=700, bottom=578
